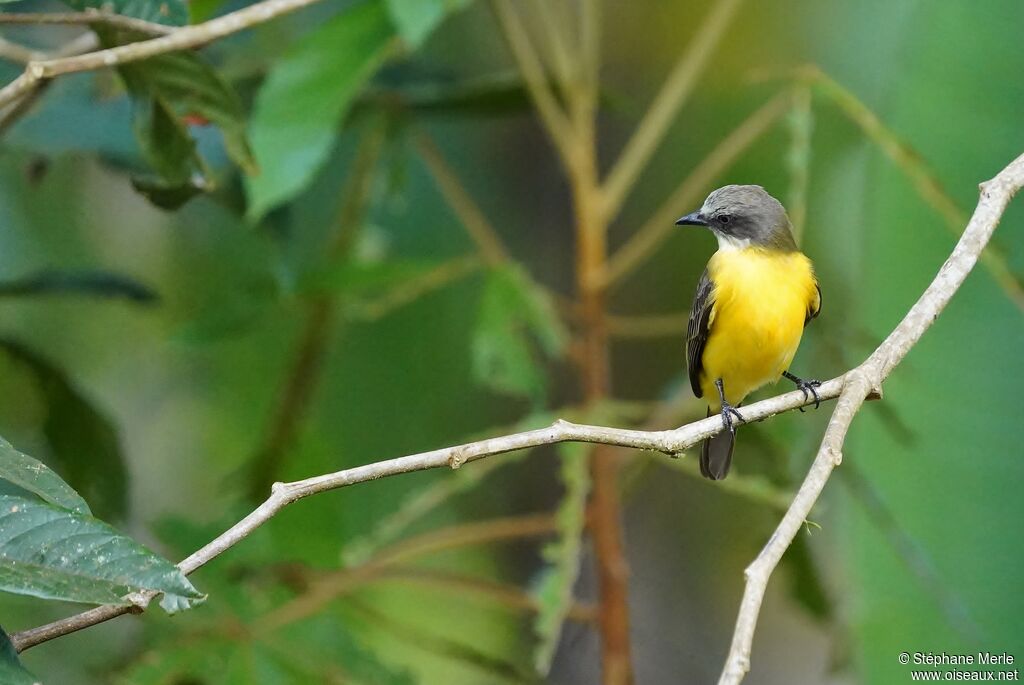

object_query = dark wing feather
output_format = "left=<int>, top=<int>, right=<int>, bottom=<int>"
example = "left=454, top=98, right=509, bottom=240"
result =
left=687, top=268, right=716, bottom=399
left=805, top=282, right=822, bottom=326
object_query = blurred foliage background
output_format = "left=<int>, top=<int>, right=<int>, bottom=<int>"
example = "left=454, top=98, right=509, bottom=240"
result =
left=0, top=0, right=1021, bottom=683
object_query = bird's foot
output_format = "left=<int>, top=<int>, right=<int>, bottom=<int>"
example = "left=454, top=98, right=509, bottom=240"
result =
left=719, top=401, right=745, bottom=433
left=783, top=371, right=821, bottom=411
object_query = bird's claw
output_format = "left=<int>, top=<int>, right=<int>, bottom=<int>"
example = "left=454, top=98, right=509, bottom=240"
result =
left=720, top=402, right=745, bottom=433
left=796, top=378, right=822, bottom=411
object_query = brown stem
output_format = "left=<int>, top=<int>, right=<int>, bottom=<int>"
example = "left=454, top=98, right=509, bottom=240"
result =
left=246, top=125, right=385, bottom=497
left=562, top=8, right=633, bottom=681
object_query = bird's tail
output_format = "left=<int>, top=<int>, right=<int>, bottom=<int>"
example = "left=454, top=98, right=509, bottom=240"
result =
left=700, top=409, right=735, bottom=480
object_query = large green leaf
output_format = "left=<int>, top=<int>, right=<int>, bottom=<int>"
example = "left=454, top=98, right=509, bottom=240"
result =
left=246, top=0, right=396, bottom=220
left=62, top=0, right=187, bottom=25
left=0, top=495, right=203, bottom=612
left=0, top=436, right=89, bottom=516
left=471, top=265, right=567, bottom=404
left=0, top=340, right=128, bottom=520
left=532, top=441, right=591, bottom=675
left=0, top=626, right=39, bottom=685
left=385, top=0, right=471, bottom=48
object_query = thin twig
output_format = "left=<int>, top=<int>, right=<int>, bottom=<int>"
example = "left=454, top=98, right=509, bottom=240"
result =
left=602, top=90, right=792, bottom=288
left=489, top=0, right=576, bottom=170
left=246, top=126, right=385, bottom=498
left=255, top=514, right=558, bottom=633
left=600, top=0, right=744, bottom=221
left=718, top=151, right=1024, bottom=684
left=606, top=312, right=688, bottom=339
left=0, top=37, right=41, bottom=65
left=415, top=133, right=509, bottom=265
left=11, top=373, right=850, bottom=652
left=785, top=83, right=812, bottom=244
left=806, top=67, right=1024, bottom=311
left=346, top=256, right=483, bottom=321
left=0, top=11, right=175, bottom=36
left=527, top=0, right=574, bottom=100
left=0, top=0, right=326, bottom=110
left=377, top=568, right=599, bottom=623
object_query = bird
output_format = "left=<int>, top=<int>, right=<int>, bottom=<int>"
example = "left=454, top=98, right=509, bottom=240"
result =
left=677, top=185, right=822, bottom=480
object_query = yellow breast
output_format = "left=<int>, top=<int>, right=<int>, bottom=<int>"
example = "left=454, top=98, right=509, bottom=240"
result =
left=699, top=247, right=818, bottom=406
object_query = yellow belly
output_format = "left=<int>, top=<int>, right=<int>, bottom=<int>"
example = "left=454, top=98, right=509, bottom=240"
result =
left=699, top=248, right=818, bottom=407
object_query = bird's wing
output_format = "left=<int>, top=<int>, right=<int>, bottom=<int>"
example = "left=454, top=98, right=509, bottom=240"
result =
left=805, top=281, right=822, bottom=326
left=687, top=268, right=716, bottom=399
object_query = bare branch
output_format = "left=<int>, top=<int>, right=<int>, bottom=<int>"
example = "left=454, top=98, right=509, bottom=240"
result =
left=0, top=10, right=175, bottom=36
left=12, top=374, right=847, bottom=652
left=718, top=150, right=1024, bottom=684
left=600, top=0, right=743, bottom=221
left=0, top=0, right=325, bottom=110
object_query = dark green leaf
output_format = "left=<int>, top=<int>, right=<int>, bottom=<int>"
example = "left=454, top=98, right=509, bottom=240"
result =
left=130, top=174, right=208, bottom=210
left=0, top=626, right=40, bottom=685
left=131, top=95, right=197, bottom=185
left=0, top=269, right=158, bottom=304
left=533, top=441, right=590, bottom=674
left=96, top=28, right=254, bottom=207
left=0, top=436, right=90, bottom=515
left=0, top=341, right=128, bottom=521
left=115, top=48, right=254, bottom=174
left=0, top=495, right=203, bottom=610
left=385, top=0, right=471, bottom=48
left=471, top=265, right=567, bottom=403
left=246, top=0, right=396, bottom=220
left=62, top=0, right=187, bottom=26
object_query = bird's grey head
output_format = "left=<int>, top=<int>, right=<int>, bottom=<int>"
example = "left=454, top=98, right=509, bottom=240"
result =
left=676, top=185, right=797, bottom=252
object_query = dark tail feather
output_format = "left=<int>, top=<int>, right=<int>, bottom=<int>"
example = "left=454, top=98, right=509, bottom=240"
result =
left=700, top=411, right=736, bottom=480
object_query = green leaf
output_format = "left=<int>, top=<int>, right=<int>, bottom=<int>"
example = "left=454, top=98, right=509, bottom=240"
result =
left=386, top=0, right=471, bottom=48
left=62, top=0, right=187, bottom=26
left=0, top=340, right=128, bottom=521
left=0, top=626, right=40, bottom=685
left=471, top=265, right=567, bottom=403
left=131, top=95, right=198, bottom=185
left=532, top=441, right=591, bottom=675
left=130, top=174, right=208, bottom=210
left=0, top=495, right=203, bottom=610
left=246, top=0, right=396, bottom=220
left=0, top=436, right=90, bottom=516
left=97, top=28, right=254, bottom=207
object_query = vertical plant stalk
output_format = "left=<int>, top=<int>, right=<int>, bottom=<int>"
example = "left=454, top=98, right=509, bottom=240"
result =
left=785, top=84, right=813, bottom=245
left=247, top=126, right=385, bottom=498
left=566, top=4, right=635, bottom=684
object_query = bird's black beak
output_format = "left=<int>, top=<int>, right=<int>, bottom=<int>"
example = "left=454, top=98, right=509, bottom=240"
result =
left=675, top=211, right=707, bottom=227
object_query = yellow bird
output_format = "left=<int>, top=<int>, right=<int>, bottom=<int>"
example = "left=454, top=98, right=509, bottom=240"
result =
left=677, top=185, right=822, bottom=480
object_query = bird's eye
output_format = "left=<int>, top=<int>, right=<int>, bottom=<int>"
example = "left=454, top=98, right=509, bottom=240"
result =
left=718, top=214, right=731, bottom=224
